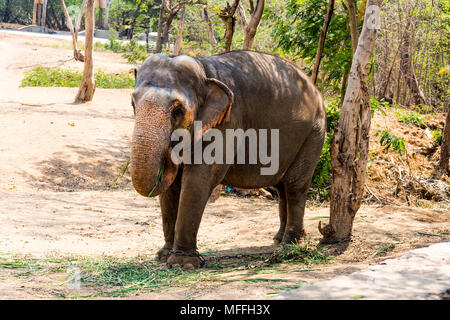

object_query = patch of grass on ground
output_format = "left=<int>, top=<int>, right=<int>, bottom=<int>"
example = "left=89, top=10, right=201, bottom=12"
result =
left=20, top=67, right=134, bottom=89
left=267, top=238, right=334, bottom=265
left=0, top=242, right=331, bottom=298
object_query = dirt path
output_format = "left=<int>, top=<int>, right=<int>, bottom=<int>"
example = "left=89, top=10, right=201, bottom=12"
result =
left=0, top=32, right=448, bottom=299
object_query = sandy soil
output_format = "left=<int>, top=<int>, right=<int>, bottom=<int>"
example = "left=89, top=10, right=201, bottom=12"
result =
left=0, top=31, right=448, bottom=299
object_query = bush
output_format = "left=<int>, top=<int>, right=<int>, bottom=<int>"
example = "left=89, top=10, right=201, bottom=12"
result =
left=375, top=130, right=407, bottom=155
left=21, top=67, right=135, bottom=89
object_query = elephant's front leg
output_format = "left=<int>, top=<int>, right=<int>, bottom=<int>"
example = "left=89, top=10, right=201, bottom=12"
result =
left=167, top=164, right=226, bottom=269
left=156, top=171, right=181, bottom=262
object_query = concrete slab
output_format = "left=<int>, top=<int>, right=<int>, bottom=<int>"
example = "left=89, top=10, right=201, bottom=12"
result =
left=272, top=242, right=450, bottom=300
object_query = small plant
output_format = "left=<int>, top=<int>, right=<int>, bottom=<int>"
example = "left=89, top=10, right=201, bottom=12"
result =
left=394, top=110, right=424, bottom=127
left=369, top=97, right=390, bottom=116
left=375, top=130, right=407, bottom=155
left=431, top=129, right=443, bottom=145
left=267, top=238, right=334, bottom=265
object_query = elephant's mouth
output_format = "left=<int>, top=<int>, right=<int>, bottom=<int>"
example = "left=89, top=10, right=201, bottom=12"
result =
left=140, top=147, right=178, bottom=198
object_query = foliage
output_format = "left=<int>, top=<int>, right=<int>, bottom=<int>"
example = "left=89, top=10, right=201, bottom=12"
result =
left=431, top=129, right=443, bottom=145
left=394, top=109, right=424, bottom=128
left=271, top=0, right=357, bottom=92
left=310, top=98, right=340, bottom=197
left=121, top=39, right=148, bottom=63
left=375, top=130, right=407, bottom=155
left=21, top=67, right=134, bottom=89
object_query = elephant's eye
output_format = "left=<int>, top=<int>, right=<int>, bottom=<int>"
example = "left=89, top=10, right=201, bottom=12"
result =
left=170, top=101, right=186, bottom=122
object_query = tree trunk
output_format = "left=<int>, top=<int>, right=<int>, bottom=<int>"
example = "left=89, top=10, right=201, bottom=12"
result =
left=242, top=0, right=265, bottom=50
left=173, top=4, right=185, bottom=55
left=204, top=6, right=217, bottom=45
left=236, top=3, right=247, bottom=33
left=60, top=0, right=85, bottom=62
left=104, top=0, right=111, bottom=29
left=346, top=0, right=358, bottom=53
left=75, top=0, right=96, bottom=103
left=311, top=0, right=335, bottom=84
left=98, top=8, right=104, bottom=29
left=33, top=0, right=38, bottom=25
left=319, top=0, right=382, bottom=243
left=439, top=109, right=450, bottom=173
left=219, top=0, right=240, bottom=53
left=41, top=0, right=48, bottom=28
left=75, top=0, right=87, bottom=41
left=155, top=2, right=165, bottom=53
left=399, top=22, right=427, bottom=106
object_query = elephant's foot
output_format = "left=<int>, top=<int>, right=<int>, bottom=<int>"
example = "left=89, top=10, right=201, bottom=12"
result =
left=273, top=230, right=285, bottom=245
left=281, top=229, right=306, bottom=245
left=155, top=246, right=172, bottom=262
left=167, top=250, right=205, bottom=270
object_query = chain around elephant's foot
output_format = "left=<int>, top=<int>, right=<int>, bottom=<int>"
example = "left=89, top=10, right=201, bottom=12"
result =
left=281, top=228, right=306, bottom=245
left=166, top=250, right=206, bottom=270
left=155, top=246, right=172, bottom=262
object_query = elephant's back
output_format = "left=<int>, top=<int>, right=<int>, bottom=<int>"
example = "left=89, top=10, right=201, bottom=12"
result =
left=198, top=51, right=323, bottom=129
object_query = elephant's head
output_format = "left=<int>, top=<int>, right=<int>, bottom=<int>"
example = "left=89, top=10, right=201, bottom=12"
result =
left=130, top=54, right=234, bottom=197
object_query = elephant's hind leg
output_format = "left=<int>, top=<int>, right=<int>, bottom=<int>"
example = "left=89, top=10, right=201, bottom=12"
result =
left=156, top=170, right=182, bottom=262
left=273, top=183, right=287, bottom=245
left=281, top=129, right=325, bottom=244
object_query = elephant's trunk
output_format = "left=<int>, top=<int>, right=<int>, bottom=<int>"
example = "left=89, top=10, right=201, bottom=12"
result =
left=130, top=105, right=178, bottom=197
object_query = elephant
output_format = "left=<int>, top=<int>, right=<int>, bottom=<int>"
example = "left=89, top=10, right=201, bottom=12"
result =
left=129, top=51, right=326, bottom=269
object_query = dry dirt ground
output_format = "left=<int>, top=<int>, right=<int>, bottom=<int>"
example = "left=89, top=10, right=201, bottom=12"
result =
left=0, top=31, right=448, bottom=299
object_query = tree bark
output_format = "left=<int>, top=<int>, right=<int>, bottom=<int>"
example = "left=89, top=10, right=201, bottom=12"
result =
left=41, top=0, right=48, bottom=28
left=33, top=0, right=38, bottom=25
left=346, top=0, right=358, bottom=53
left=319, top=0, right=382, bottom=243
left=311, top=0, right=335, bottom=85
left=173, top=4, right=186, bottom=55
left=75, top=0, right=87, bottom=41
left=204, top=6, right=217, bottom=45
left=60, top=0, right=85, bottom=62
left=155, top=2, right=165, bottom=53
left=75, top=0, right=96, bottom=103
left=242, top=0, right=265, bottom=50
left=439, top=109, right=450, bottom=173
left=399, top=21, right=427, bottom=106
left=104, top=0, right=111, bottom=29
left=219, top=0, right=240, bottom=52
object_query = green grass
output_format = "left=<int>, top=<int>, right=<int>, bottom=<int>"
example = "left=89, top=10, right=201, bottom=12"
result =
left=20, top=67, right=135, bottom=89
left=267, top=238, right=334, bottom=265
left=0, top=240, right=333, bottom=298
left=372, top=243, right=397, bottom=257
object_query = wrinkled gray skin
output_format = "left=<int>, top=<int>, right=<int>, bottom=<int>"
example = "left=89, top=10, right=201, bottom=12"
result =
left=130, top=51, right=326, bottom=269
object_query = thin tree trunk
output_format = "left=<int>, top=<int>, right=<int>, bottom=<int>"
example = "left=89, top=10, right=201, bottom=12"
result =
left=311, top=0, right=335, bottom=84
left=399, top=22, right=427, bottom=106
left=155, top=2, right=165, bottom=53
left=60, top=0, right=84, bottom=61
left=41, top=0, right=48, bottom=28
left=319, top=0, right=382, bottom=243
left=204, top=6, right=217, bottom=45
left=33, top=0, right=38, bottom=25
left=439, top=110, right=450, bottom=173
left=104, top=0, right=111, bottom=29
left=236, top=2, right=247, bottom=33
left=219, top=0, right=240, bottom=53
left=346, top=0, right=358, bottom=53
left=173, top=4, right=185, bottom=55
left=75, top=0, right=87, bottom=41
left=75, top=0, right=96, bottom=103
left=242, top=0, right=265, bottom=50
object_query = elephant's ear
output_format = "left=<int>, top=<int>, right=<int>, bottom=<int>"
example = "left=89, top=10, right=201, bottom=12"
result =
left=198, top=78, right=234, bottom=134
